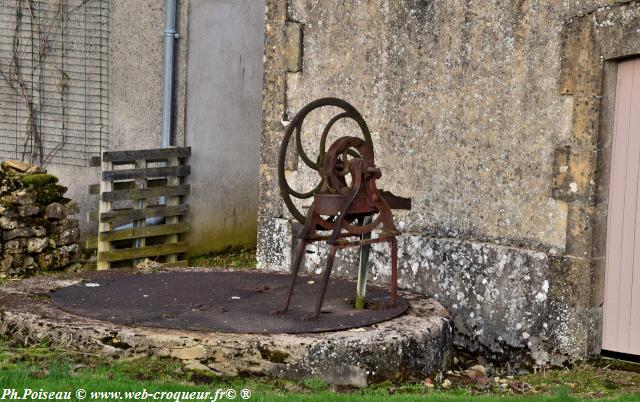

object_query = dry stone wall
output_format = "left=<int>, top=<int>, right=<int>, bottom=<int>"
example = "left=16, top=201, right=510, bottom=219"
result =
left=0, top=160, right=81, bottom=277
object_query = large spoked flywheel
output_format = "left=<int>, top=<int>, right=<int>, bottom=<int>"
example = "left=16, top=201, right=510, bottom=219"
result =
left=277, top=98, right=374, bottom=225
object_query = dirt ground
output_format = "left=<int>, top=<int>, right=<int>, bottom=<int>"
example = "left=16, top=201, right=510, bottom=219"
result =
left=410, top=348, right=640, bottom=399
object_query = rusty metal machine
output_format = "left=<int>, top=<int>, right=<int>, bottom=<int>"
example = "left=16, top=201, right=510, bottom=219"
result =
left=275, top=98, right=411, bottom=319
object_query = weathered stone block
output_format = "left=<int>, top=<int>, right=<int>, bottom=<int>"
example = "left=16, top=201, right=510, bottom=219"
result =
left=565, top=204, right=594, bottom=259
left=0, top=204, right=16, bottom=218
left=3, top=227, right=33, bottom=241
left=45, top=203, right=65, bottom=219
left=545, top=302, right=601, bottom=359
left=260, top=122, right=288, bottom=170
left=49, top=218, right=80, bottom=234
left=256, top=217, right=294, bottom=272
left=1, top=160, right=31, bottom=173
left=570, top=96, right=600, bottom=150
left=27, top=237, right=49, bottom=253
left=18, top=204, right=40, bottom=217
left=266, top=0, right=286, bottom=22
left=32, top=226, right=47, bottom=237
left=5, top=239, right=25, bottom=254
left=257, top=165, right=287, bottom=220
left=594, top=3, right=640, bottom=60
left=552, top=148, right=597, bottom=204
left=594, top=143, right=612, bottom=205
left=36, top=253, right=54, bottom=271
left=35, top=185, right=68, bottom=205
left=10, top=253, right=23, bottom=268
left=1, top=190, right=36, bottom=205
left=586, top=307, right=603, bottom=356
left=590, top=205, right=607, bottom=260
left=26, top=165, right=46, bottom=174
left=590, top=257, right=605, bottom=308
left=0, top=216, right=21, bottom=230
left=170, top=345, right=207, bottom=361
left=63, top=201, right=79, bottom=216
left=57, top=228, right=80, bottom=246
left=22, top=256, right=36, bottom=269
left=548, top=256, right=591, bottom=308
left=284, top=22, right=302, bottom=73
left=261, top=17, right=287, bottom=127
left=0, top=254, right=12, bottom=271
left=52, top=244, right=81, bottom=268
left=559, top=20, right=601, bottom=96
left=7, top=255, right=38, bottom=277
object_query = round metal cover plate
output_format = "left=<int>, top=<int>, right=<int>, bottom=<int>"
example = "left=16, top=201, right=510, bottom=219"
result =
left=51, top=270, right=409, bottom=333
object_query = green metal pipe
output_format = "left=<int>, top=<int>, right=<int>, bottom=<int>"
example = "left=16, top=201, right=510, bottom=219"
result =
left=355, top=215, right=372, bottom=309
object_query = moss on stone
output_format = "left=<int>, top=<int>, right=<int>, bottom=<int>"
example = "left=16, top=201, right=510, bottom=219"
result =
left=35, top=185, right=68, bottom=205
left=188, top=223, right=258, bottom=258
left=21, top=174, right=58, bottom=188
left=189, top=247, right=257, bottom=268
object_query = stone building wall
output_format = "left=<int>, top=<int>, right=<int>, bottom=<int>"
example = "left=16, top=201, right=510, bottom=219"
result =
left=184, top=0, right=265, bottom=254
left=0, top=0, right=191, bottom=240
left=0, top=0, right=266, bottom=256
left=256, top=0, right=640, bottom=366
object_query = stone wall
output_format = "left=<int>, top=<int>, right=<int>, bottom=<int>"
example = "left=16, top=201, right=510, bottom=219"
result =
left=0, top=161, right=81, bottom=277
left=257, top=0, right=640, bottom=367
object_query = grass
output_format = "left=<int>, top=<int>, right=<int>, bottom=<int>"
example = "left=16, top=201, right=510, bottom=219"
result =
left=518, top=360, right=640, bottom=399
left=188, top=246, right=257, bottom=269
left=0, top=275, right=10, bottom=286
left=1, top=337, right=640, bottom=401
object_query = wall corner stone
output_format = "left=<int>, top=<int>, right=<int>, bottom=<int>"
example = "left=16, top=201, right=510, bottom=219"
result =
left=284, top=22, right=303, bottom=73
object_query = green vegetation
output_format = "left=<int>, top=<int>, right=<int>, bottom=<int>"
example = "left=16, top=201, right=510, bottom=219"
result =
left=1, top=337, right=640, bottom=401
left=0, top=275, right=10, bottom=286
left=189, top=247, right=257, bottom=269
left=518, top=359, right=640, bottom=399
left=21, top=173, right=58, bottom=188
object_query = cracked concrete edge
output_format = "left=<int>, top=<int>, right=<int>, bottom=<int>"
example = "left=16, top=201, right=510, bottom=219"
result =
left=0, top=269, right=452, bottom=387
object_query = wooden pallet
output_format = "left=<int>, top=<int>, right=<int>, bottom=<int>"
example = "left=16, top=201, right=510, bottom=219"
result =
left=88, top=147, right=191, bottom=270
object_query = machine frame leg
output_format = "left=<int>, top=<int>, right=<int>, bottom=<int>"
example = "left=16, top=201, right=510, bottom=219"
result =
left=307, top=245, right=338, bottom=320
left=274, top=239, right=308, bottom=314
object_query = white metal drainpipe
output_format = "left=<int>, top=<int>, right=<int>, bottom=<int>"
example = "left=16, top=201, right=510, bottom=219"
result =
left=152, top=0, right=178, bottom=214
left=132, top=0, right=178, bottom=246
left=161, top=0, right=178, bottom=148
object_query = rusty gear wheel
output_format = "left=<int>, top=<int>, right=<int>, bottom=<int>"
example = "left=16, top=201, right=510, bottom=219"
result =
left=277, top=98, right=373, bottom=225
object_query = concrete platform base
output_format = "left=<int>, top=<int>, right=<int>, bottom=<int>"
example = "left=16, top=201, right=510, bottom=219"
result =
left=0, top=268, right=452, bottom=387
